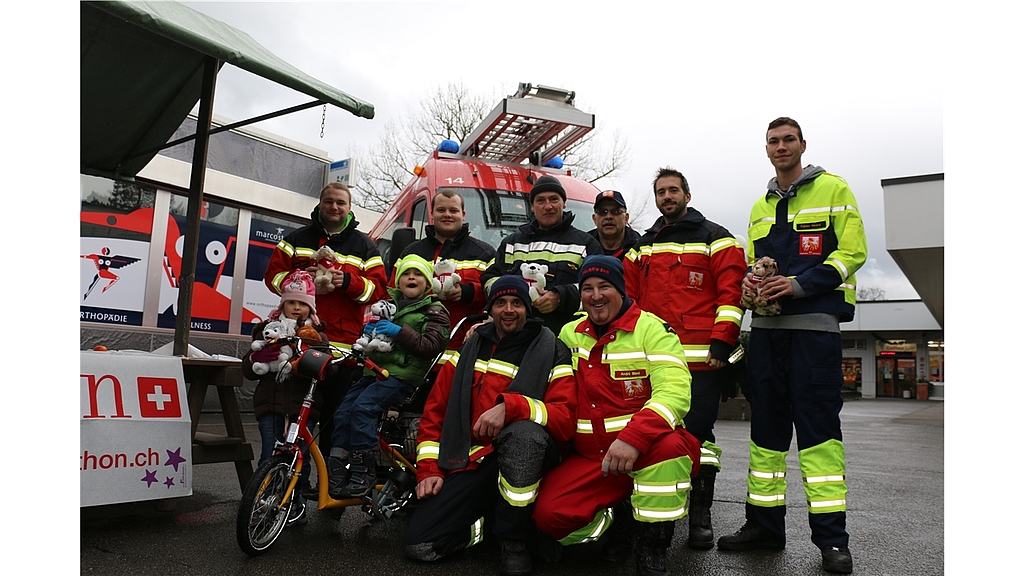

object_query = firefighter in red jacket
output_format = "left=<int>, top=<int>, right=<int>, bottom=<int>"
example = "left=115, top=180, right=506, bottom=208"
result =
left=623, top=167, right=747, bottom=550
left=534, top=255, right=703, bottom=576
left=403, top=276, right=577, bottom=576
left=394, top=189, right=495, bottom=350
left=263, top=182, right=388, bottom=454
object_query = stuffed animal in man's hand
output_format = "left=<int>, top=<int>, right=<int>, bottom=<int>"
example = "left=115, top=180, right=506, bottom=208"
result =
left=431, top=259, right=462, bottom=298
left=520, top=262, right=548, bottom=303
left=740, top=256, right=782, bottom=317
left=353, top=300, right=399, bottom=353
left=251, top=317, right=298, bottom=378
left=312, top=245, right=341, bottom=294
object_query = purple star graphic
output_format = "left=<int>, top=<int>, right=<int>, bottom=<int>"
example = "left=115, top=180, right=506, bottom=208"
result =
left=141, top=469, right=158, bottom=487
left=164, top=477, right=175, bottom=488
left=165, top=447, right=186, bottom=471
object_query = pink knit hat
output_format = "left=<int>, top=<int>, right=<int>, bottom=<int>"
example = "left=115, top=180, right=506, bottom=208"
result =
left=271, top=270, right=320, bottom=325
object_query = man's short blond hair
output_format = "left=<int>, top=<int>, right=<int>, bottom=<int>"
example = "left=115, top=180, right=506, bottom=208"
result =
left=319, top=182, right=351, bottom=202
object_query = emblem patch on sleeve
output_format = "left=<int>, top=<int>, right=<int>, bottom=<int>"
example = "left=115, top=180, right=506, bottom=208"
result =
left=799, top=234, right=823, bottom=256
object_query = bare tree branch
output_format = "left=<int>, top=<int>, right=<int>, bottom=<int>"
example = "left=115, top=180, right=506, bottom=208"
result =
left=350, top=82, right=631, bottom=213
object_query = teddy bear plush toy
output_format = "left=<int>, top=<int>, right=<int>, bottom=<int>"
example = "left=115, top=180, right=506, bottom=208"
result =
left=288, top=324, right=323, bottom=375
left=251, top=317, right=298, bottom=379
left=520, top=262, right=548, bottom=303
left=312, top=245, right=340, bottom=294
left=353, top=300, right=399, bottom=353
left=740, top=256, right=782, bottom=317
left=430, top=259, right=462, bottom=298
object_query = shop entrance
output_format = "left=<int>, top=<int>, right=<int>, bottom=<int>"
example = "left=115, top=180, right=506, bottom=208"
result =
left=877, top=355, right=916, bottom=398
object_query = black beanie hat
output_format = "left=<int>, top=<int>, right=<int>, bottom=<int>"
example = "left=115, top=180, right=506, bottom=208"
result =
left=487, top=275, right=533, bottom=315
left=529, top=175, right=567, bottom=203
left=579, top=255, right=627, bottom=297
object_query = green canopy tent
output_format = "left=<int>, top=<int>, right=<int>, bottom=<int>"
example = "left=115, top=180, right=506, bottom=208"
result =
left=81, top=1, right=374, bottom=354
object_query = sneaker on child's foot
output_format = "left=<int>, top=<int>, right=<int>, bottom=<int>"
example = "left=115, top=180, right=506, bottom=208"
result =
left=286, top=497, right=307, bottom=527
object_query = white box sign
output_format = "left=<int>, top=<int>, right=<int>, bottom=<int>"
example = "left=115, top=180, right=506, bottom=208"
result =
left=80, top=351, right=193, bottom=507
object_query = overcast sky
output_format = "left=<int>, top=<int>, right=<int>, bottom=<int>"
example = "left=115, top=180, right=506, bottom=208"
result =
left=176, top=1, right=944, bottom=300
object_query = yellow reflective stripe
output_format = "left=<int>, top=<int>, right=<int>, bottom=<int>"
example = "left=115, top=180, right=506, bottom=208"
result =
left=716, top=306, right=744, bottom=325
left=276, top=239, right=295, bottom=256
left=271, top=271, right=289, bottom=292
left=644, top=401, right=676, bottom=428
left=440, top=258, right=488, bottom=271
left=751, top=215, right=775, bottom=226
left=294, top=247, right=316, bottom=258
left=700, top=447, right=721, bottom=465
left=356, top=278, right=376, bottom=303
left=364, top=255, right=384, bottom=270
left=468, top=445, right=487, bottom=460
left=634, top=505, right=687, bottom=520
left=750, top=469, right=786, bottom=479
left=604, top=415, right=631, bottom=432
left=748, top=493, right=786, bottom=503
left=527, top=398, right=548, bottom=426
left=805, top=474, right=846, bottom=483
left=499, top=474, right=540, bottom=506
left=416, top=442, right=439, bottom=462
left=468, top=517, right=484, bottom=547
left=329, top=341, right=352, bottom=356
left=647, top=354, right=687, bottom=367
left=602, top=351, right=646, bottom=361
left=809, top=499, right=847, bottom=508
left=576, top=420, right=594, bottom=433
left=549, top=364, right=574, bottom=380
left=826, top=257, right=850, bottom=279
left=840, top=282, right=856, bottom=291
left=438, top=351, right=457, bottom=366
left=709, top=237, right=744, bottom=255
left=479, top=358, right=517, bottom=378
left=636, top=242, right=712, bottom=257
left=680, top=347, right=710, bottom=360
left=633, top=482, right=678, bottom=495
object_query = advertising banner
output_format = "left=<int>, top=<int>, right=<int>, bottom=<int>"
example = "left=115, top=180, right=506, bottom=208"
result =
left=80, top=351, right=192, bottom=507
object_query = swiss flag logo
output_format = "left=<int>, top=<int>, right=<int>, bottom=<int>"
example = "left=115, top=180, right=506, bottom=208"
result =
left=136, top=377, right=182, bottom=418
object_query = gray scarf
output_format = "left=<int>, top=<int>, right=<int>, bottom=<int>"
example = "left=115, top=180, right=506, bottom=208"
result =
left=437, top=322, right=555, bottom=470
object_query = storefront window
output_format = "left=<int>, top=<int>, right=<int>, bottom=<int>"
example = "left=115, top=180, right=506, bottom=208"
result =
left=157, top=198, right=240, bottom=334
left=243, top=213, right=304, bottom=334
left=80, top=176, right=156, bottom=326
left=841, top=358, right=862, bottom=393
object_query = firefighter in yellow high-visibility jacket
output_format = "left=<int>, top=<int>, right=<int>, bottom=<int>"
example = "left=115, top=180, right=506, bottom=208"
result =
left=717, top=117, right=867, bottom=576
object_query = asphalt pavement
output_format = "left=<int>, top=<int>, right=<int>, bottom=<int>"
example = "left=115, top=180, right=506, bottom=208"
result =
left=80, top=398, right=944, bottom=575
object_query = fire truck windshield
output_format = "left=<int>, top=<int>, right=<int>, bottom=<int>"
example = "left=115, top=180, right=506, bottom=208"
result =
left=454, top=187, right=593, bottom=249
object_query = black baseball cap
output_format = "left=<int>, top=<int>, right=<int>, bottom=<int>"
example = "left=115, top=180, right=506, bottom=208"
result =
left=594, top=190, right=627, bottom=209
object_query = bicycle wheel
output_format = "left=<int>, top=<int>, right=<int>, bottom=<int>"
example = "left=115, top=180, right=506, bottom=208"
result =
left=236, top=454, right=295, bottom=556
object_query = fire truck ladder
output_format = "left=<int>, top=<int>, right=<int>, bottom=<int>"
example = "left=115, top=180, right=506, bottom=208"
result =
left=456, top=83, right=595, bottom=167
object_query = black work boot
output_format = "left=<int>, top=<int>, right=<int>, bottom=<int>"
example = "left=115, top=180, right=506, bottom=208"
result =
left=821, top=545, right=854, bottom=574
left=499, top=538, right=532, bottom=576
left=599, top=502, right=635, bottom=563
left=341, top=448, right=377, bottom=500
left=635, top=521, right=674, bottom=576
left=687, top=467, right=717, bottom=549
left=717, top=520, right=785, bottom=551
left=326, top=448, right=350, bottom=499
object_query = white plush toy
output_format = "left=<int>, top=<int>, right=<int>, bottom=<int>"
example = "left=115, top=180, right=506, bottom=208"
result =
left=520, top=262, right=548, bottom=303
left=353, top=300, right=399, bottom=353
left=431, top=259, right=462, bottom=298
left=312, top=245, right=340, bottom=294
left=250, top=317, right=298, bottom=380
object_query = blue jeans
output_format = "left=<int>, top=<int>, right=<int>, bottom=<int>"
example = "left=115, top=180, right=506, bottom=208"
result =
left=257, top=413, right=314, bottom=490
left=332, top=375, right=413, bottom=452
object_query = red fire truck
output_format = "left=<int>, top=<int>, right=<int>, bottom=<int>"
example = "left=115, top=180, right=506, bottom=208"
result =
left=366, top=82, right=602, bottom=267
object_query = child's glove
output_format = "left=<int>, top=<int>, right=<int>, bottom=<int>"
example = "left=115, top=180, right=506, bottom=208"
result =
left=374, top=319, right=401, bottom=338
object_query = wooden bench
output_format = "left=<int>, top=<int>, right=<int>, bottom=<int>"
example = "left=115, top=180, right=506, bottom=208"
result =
left=182, top=358, right=254, bottom=492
